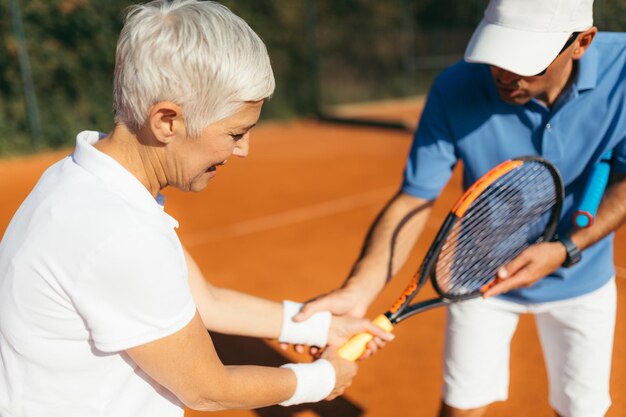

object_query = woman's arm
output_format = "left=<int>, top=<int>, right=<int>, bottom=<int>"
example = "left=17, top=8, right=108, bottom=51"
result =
left=185, top=248, right=283, bottom=337
left=184, top=247, right=393, bottom=348
left=126, top=312, right=356, bottom=411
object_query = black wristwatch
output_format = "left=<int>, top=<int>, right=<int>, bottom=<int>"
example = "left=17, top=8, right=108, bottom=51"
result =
left=553, top=235, right=582, bottom=268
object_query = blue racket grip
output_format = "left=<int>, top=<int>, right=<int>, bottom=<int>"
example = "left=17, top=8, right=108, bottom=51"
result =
left=573, top=150, right=612, bottom=228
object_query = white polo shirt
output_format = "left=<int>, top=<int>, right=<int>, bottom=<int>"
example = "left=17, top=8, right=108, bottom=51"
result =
left=0, top=131, right=197, bottom=417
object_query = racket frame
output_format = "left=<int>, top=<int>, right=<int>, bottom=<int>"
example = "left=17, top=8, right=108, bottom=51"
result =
left=386, top=156, right=563, bottom=325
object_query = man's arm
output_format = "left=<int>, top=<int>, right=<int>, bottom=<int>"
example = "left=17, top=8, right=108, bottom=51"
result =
left=295, top=192, right=433, bottom=320
left=484, top=172, right=626, bottom=297
left=571, top=172, right=626, bottom=249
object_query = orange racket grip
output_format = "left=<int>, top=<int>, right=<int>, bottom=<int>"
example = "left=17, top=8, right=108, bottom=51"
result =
left=337, top=314, right=394, bottom=361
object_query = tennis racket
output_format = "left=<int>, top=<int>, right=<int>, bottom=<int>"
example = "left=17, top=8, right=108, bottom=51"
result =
left=572, top=150, right=612, bottom=228
left=338, top=156, right=564, bottom=361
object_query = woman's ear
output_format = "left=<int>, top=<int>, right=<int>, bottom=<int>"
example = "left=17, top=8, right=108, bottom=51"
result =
left=572, top=27, right=598, bottom=60
left=148, top=102, right=185, bottom=145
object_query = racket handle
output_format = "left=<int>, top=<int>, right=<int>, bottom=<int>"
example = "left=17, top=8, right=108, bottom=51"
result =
left=573, top=150, right=612, bottom=228
left=337, top=314, right=394, bottom=361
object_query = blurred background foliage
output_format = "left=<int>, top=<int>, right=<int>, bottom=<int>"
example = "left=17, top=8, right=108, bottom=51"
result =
left=1, top=0, right=624, bottom=155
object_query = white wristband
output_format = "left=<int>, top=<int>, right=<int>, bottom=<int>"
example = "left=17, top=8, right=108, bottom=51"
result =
left=278, top=300, right=331, bottom=347
left=279, top=359, right=336, bottom=406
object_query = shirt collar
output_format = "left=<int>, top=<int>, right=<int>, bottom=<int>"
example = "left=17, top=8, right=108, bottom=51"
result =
left=529, top=46, right=599, bottom=111
left=574, top=43, right=598, bottom=92
left=72, top=130, right=179, bottom=229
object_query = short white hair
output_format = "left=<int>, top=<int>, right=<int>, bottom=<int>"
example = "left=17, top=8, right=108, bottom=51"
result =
left=113, top=0, right=275, bottom=136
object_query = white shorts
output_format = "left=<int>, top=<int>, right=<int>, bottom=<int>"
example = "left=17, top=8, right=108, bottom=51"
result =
left=442, top=278, right=616, bottom=417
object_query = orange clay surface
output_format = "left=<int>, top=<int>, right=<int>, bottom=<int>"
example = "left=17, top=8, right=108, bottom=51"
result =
left=0, top=101, right=624, bottom=417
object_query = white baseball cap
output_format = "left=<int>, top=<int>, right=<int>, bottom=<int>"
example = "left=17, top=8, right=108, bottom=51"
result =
left=464, top=0, right=594, bottom=76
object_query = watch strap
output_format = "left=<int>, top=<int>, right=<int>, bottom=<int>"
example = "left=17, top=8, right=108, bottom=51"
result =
left=554, top=235, right=582, bottom=268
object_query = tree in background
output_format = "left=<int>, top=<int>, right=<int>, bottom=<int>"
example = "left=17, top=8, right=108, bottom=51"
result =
left=1, top=0, right=624, bottom=155
left=2, top=0, right=129, bottom=154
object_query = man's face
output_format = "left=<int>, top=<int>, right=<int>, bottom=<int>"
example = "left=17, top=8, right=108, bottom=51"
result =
left=489, top=38, right=577, bottom=106
left=166, top=100, right=264, bottom=192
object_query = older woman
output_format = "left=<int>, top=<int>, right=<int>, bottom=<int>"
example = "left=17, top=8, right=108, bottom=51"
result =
left=0, top=1, right=392, bottom=416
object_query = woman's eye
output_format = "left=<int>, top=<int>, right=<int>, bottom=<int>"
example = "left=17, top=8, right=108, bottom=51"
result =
left=231, top=134, right=244, bottom=141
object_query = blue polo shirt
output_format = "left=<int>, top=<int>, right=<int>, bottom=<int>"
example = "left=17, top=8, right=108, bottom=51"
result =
left=402, top=32, right=626, bottom=303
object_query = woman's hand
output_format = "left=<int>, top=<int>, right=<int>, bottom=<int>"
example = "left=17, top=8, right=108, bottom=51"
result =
left=278, top=283, right=387, bottom=357
left=326, top=314, right=394, bottom=359
left=320, top=348, right=358, bottom=400
left=279, top=312, right=394, bottom=359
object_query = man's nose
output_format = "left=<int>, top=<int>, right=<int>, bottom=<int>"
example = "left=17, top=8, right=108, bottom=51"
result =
left=495, top=67, right=523, bottom=85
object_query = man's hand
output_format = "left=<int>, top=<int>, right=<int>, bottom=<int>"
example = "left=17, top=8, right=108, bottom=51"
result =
left=293, top=284, right=372, bottom=322
left=482, top=241, right=567, bottom=298
left=278, top=284, right=392, bottom=359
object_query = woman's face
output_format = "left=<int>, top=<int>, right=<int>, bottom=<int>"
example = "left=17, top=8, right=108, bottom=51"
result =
left=166, top=100, right=264, bottom=192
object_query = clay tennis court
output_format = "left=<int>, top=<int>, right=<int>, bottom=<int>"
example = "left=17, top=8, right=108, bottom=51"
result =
left=0, top=101, right=623, bottom=416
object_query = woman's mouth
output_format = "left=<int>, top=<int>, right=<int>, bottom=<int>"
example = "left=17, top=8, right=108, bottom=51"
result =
left=207, top=160, right=227, bottom=172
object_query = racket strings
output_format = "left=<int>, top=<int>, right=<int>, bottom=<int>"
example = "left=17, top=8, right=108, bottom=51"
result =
left=443, top=192, right=554, bottom=260
left=439, top=169, right=556, bottom=293
left=440, top=210, right=554, bottom=294
left=441, top=172, right=554, bottom=261
left=445, top=165, right=554, bottom=244
left=435, top=163, right=558, bottom=296
left=438, top=212, right=546, bottom=295
left=446, top=164, right=555, bottom=242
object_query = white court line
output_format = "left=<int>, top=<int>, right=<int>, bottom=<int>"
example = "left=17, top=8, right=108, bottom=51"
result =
left=182, top=186, right=398, bottom=248
left=181, top=189, right=626, bottom=281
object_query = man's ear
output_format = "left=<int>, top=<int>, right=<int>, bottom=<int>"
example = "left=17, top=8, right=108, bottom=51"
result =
left=572, top=27, right=598, bottom=60
left=148, top=102, right=185, bottom=145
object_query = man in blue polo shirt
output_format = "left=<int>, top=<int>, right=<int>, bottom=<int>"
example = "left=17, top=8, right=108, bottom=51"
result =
left=294, top=0, right=626, bottom=416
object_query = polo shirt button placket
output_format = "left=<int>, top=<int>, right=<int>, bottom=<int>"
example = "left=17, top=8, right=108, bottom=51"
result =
left=542, top=121, right=563, bottom=163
